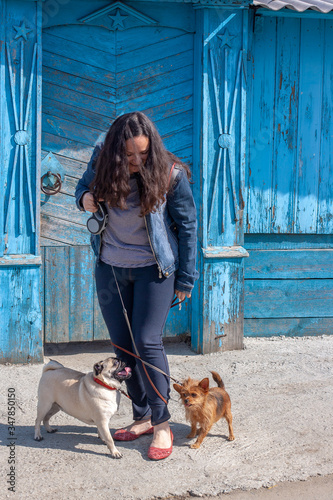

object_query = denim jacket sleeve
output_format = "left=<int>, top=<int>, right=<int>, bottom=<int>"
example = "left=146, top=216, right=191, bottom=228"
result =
left=167, top=169, right=199, bottom=293
left=75, top=144, right=102, bottom=210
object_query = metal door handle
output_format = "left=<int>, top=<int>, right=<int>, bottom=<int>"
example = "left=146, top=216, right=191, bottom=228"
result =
left=41, top=171, right=62, bottom=195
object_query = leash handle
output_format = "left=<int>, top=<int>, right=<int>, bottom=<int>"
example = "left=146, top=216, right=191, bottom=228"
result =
left=170, top=296, right=185, bottom=309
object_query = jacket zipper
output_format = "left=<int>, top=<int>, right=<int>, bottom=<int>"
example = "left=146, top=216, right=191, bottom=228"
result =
left=144, top=215, right=162, bottom=278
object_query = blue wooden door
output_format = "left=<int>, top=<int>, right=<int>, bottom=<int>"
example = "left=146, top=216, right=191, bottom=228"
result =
left=40, top=1, right=194, bottom=342
left=245, top=15, right=333, bottom=337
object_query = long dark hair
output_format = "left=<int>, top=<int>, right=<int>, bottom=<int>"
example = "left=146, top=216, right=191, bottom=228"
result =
left=90, top=112, right=191, bottom=215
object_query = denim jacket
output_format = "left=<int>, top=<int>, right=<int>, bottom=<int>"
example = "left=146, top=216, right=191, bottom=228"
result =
left=75, top=145, right=199, bottom=293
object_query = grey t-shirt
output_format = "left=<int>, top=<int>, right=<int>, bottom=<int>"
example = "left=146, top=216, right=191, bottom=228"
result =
left=100, top=177, right=155, bottom=268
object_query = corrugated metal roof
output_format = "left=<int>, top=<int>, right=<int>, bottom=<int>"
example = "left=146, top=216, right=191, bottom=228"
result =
left=253, top=0, right=333, bottom=12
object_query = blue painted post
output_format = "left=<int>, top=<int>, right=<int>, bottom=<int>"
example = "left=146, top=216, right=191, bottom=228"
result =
left=0, top=0, right=43, bottom=363
left=191, top=2, right=249, bottom=353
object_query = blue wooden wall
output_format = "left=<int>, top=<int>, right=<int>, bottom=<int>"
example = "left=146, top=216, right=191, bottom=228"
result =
left=2, top=0, right=333, bottom=362
left=244, top=12, right=333, bottom=337
left=40, top=0, right=195, bottom=343
left=0, top=0, right=43, bottom=362
left=191, top=6, right=249, bottom=353
left=39, top=0, right=249, bottom=351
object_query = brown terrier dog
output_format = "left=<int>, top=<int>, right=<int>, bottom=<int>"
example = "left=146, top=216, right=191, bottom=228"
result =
left=173, top=371, right=235, bottom=448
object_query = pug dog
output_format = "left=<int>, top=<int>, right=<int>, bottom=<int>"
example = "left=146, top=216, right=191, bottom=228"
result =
left=34, top=357, right=131, bottom=458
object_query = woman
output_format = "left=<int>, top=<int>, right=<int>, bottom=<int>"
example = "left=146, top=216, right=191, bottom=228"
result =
left=75, top=112, right=198, bottom=460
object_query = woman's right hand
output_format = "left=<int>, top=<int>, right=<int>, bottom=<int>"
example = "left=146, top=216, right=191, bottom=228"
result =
left=82, top=192, right=99, bottom=213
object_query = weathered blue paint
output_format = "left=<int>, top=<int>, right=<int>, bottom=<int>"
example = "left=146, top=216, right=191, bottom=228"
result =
left=191, top=5, right=249, bottom=353
left=245, top=318, right=333, bottom=338
left=245, top=12, right=333, bottom=338
left=2, top=0, right=333, bottom=362
left=0, top=0, right=43, bottom=363
left=40, top=1, right=196, bottom=343
left=245, top=249, right=333, bottom=279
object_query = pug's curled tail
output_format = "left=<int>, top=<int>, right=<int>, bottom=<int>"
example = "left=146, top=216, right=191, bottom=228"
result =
left=210, top=371, right=225, bottom=389
left=42, top=359, right=64, bottom=373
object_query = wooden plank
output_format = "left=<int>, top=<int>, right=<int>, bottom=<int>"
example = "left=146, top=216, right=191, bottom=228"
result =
left=157, top=111, right=193, bottom=138
left=117, top=49, right=193, bottom=86
left=2, top=5, right=41, bottom=258
left=296, top=19, right=324, bottom=233
left=317, top=20, right=333, bottom=234
left=245, top=249, right=333, bottom=279
left=164, top=302, right=189, bottom=337
left=244, top=279, right=333, bottom=318
left=244, top=317, right=333, bottom=337
left=117, top=64, right=193, bottom=102
left=44, top=24, right=116, bottom=56
left=41, top=192, right=88, bottom=225
left=40, top=237, right=63, bottom=247
left=42, top=82, right=116, bottom=120
left=0, top=0, right=5, bottom=257
left=117, top=33, right=193, bottom=72
left=42, top=32, right=116, bottom=74
left=117, top=80, right=193, bottom=116
left=142, top=95, right=193, bottom=123
left=200, top=258, right=244, bottom=353
left=61, top=175, right=83, bottom=197
left=162, top=126, right=193, bottom=156
left=172, top=145, right=192, bottom=166
left=117, top=26, right=190, bottom=54
left=42, top=112, right=104, bottom=148
left=0, top=254, right=42, bottom=266
left=43, top=50, right=115, bottom=88
left=42, top=133, right=95, bottom=162
left=43, top=66, right=116, bottom=102
left=41, top=214, right=89, bottom=246
left=44, top=246, right=70, bottom=343
left=203, top=246, right=249, bottom=259
left=190, top=10, right=247, bottom=353
left=0, top=266, right=43, bottom=363
left=69, top=246, right=94, bottom=341
left=271, top=18, right=300, bottom=233
left=244, top=233, right=333, bottom=250
left=43, top=98, right=112, bottom=133
left=246, top=17, right=277, bottom=233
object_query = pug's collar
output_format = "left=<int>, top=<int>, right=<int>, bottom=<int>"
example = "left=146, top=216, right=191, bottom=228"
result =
left=93, top=377, right=117, bottom=391
left=93, top=377, right=131, bottom=399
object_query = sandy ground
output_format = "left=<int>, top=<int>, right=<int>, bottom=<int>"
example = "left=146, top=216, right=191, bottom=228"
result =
left=1, top=336, right=333, bottom=499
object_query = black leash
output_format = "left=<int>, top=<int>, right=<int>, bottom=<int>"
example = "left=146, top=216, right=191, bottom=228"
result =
left=111, top=266, right=183, bottom=391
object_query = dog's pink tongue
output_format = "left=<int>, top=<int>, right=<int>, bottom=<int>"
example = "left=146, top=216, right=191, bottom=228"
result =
left=119, top=367, right=131, bottom=376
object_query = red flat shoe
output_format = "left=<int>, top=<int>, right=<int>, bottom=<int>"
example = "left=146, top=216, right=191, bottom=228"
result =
left=113, top=426, right=154, bottom=441
left=148, top=431, right=173, bottom=460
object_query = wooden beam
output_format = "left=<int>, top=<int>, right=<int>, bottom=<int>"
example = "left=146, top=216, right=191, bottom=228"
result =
left=0, top=0, right=43, bottom=363
left=191, top=5, right=249, bottom=353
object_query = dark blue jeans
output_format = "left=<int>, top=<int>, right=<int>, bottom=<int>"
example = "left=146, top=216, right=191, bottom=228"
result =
left=95, top=260, right=175, bottom=426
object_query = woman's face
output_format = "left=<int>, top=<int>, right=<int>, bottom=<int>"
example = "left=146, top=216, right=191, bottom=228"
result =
left=125, top=135, right=149, bottom=174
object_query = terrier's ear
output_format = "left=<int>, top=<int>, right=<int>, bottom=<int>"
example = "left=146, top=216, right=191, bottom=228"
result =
left=199, top=378, right=209, bottom=392
left=173, top=383, right=182, bottom=394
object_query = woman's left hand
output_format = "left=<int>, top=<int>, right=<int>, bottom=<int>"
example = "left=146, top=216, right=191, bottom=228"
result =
left=175, top=290, right=191, bottom=302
